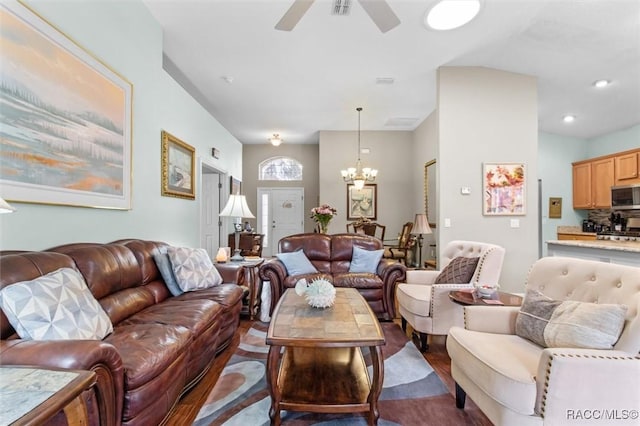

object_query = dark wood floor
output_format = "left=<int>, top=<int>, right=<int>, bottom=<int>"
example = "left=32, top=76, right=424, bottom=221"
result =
left=164, top=319, right=492, bottom=425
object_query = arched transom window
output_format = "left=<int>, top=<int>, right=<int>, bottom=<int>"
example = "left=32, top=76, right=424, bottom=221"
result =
left=259, top=156, right=303, bottom=181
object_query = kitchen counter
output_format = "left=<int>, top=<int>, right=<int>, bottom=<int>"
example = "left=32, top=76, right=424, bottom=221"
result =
left=556, top=226, right=597, bottom=237
left=547, top=240, right=640, bottom=267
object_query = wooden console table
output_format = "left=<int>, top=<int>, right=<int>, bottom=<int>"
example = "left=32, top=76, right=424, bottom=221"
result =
left=266, top=288, right=385, bottom=425
left=0, top=366, right=96, bottom=426
left=216, top=257, right=265, bottom=320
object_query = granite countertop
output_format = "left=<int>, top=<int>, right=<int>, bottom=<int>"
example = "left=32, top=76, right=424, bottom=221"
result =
left=547, top=239, right=640, bottom=253
left=556, top=226, right=597, bottom=236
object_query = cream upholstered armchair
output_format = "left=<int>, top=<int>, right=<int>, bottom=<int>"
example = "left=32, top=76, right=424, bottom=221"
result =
left=396, top=240, right=505, bottom=351
left=447, top=257, right=640, bottom=426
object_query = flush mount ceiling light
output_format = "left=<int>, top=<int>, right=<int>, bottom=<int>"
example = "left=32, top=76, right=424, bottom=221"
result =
left=425, top=0, right=481, bottom=30
left=594, top=79, right=610, bottom=88
left=563, top=115, right=576, bottom=123
left=340, top=107, right=378, bottom=190
left=269, top=133, right=282, bottom=146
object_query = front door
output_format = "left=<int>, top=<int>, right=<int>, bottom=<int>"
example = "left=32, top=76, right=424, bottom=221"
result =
left=257, top=188, right=304, bottom=257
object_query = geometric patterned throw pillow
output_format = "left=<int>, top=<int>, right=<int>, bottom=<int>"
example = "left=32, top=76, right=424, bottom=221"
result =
left=434, top=256, right=480, bottom=284
left=0, top=268, right=113, bottom=340
left=167, top=247, right=223, bottom=292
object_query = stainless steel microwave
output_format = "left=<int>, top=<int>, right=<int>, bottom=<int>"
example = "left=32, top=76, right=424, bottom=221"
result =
left=611, top=184, right=640, bottom=210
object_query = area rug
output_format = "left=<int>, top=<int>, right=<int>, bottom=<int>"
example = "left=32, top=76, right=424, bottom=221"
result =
left=193, top=322, right=469, bottom=426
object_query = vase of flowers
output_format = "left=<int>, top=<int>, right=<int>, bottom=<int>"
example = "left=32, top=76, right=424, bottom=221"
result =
left=310, top=204, right=337, bottom=234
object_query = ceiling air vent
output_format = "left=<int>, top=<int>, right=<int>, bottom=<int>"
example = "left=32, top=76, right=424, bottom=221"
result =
left=332, top=0, right=351, bottom=15
left=376, top=77, right=395, bottom=85
left=385, top=117, right=420, bottom=127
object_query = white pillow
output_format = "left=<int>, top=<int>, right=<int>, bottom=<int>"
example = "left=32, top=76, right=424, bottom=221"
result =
left=167, top=247, right=223, bottom=291
left=0, top=268, right=113, bottom=340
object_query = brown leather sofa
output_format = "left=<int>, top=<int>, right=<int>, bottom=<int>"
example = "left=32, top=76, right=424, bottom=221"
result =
left=0, top=239, right=244, bottom=426
left=259, top=233, right=406, bottom=320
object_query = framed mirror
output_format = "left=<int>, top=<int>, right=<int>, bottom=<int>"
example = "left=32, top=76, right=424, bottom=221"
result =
left=424, top=159, right=436, bottom=228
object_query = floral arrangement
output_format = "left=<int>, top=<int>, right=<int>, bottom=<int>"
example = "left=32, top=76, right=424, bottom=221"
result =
left=310, top=204, right=337, bottom=234
left=295, top=277, right=336, bottom=308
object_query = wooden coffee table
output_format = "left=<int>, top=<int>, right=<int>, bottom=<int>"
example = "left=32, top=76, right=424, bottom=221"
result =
left=449, top=289, right=523, bottom=306
left=266, top=288, right=385, bottom=425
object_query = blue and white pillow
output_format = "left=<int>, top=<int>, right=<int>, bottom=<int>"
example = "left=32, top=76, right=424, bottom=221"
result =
left=349, top=246, right=384, bottom=274
left=276, top=250, right=318, bottom=275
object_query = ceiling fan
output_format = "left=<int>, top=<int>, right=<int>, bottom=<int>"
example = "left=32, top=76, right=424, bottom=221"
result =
left=275, top=0, right=400, bottom=33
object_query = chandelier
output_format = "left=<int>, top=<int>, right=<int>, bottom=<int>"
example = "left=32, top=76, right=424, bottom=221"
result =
left=340, top=107, right=378, bottom=190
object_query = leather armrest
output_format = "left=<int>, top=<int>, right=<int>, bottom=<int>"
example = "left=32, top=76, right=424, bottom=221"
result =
left=214, top=263, right=245, bottom=285
left=463, top=305, right=520, bottom=334
left=258, top=259, right=288, bottom=314
left=376, top=259, right=406, bottom=319
left=0, top=339, right=124, bottom=426
left=536, top=348, right=640, bottom=420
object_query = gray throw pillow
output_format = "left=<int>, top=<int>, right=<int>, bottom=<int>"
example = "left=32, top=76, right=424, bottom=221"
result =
left=516, top=290, right=627, bottom=349
left=153, top=252, right=183, bottom=296
left=276, top=250, right=318, bottom=276
left=349, top=245, right=384, bottom=274
left=434, top=256, right=479, bottom=284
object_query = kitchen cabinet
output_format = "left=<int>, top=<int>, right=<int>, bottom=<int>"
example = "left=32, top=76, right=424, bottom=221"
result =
left=557, top=233, right=596, bottom=241
left=614, top=150, right=640, bottom=186
left=572, top=157, right=614, bottom=209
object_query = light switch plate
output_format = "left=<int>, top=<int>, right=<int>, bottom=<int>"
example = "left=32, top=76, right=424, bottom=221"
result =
left=461, top=186, right=471, bottom=195
left=510, top=219, right=520, bottom=228
left=444, top=218, right=451, bottom=228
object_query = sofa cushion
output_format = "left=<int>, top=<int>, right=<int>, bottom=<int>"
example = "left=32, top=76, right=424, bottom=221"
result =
left=349, top=246, right=384, bottom=273
left=167, top=247, right=223, bottom=292
left=435, top=256, right=479, bottom=284
left=396, top=283, right=431, bottom=316
left=516, top=290, right=627, bottom=349
left=447, top=326, right=541, bottom=415
left=0, top=267, right=113, bottom=340
left=276, top=250, right=318, bottom=275
left=153, top=252, right=183, bottom=296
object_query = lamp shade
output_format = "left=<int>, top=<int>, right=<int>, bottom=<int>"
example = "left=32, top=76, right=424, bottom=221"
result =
left=0, top=197, right=16, bottom=214
left=219, top=194, right=255, bottom=219
left=412, top=213, right=432, bottom=235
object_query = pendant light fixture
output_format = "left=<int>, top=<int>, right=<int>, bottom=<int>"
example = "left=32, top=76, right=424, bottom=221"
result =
left=340, top=107, right=377, bottom=190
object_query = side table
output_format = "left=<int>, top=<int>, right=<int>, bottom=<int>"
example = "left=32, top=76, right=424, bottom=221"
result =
left=449, top=289, right=522, bottom=306
left=0, top=366, right=96, bottom=426
left=216, top=257, right=265, bottom=320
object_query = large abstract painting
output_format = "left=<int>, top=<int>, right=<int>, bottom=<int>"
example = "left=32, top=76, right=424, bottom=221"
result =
left=0, top=1, right=132, bottom=209
left=483, top=163, right=525, bottom=215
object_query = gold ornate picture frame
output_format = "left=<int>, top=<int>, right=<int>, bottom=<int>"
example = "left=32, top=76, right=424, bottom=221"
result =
left=161, top=130, right=195, bottom=200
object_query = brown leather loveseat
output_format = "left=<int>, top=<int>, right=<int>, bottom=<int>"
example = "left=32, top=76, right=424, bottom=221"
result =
left=0, top=239, right=244, bottom=426
left=259, top=233, right=406, bottom=320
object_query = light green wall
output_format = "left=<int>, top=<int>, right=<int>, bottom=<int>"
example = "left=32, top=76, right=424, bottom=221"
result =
left=587, top=124, right=640, bottom=158
left=538, top=132, right=588, bottom=255
left=0, top=0, right=242, bottom=250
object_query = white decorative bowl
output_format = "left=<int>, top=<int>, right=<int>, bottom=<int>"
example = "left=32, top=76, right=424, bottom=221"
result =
left=476, top=285, right=498, bottom=298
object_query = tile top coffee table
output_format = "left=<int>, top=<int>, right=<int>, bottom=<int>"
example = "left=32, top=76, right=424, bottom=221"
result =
left=449, top=289, right=523, bottom=306
left=266, top=287, right=385, bottom=425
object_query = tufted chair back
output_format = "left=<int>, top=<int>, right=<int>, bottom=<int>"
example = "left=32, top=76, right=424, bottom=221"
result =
left=440, top=240, right=506, bottom=286
left=525, top=256, right=640, bottom=355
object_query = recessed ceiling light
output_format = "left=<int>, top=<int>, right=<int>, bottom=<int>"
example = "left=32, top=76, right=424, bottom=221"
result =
left=425, top=0, right=481, bottom=31
left=593, top=79, right=610, bottom=88
left=563, top=115, right=576, bottom=123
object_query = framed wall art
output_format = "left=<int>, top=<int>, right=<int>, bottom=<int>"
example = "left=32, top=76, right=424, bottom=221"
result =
left=0, top=1, right=133, bottom=209
left=230, top=177, right=241, bottom=195
left=483, top=163, right=525, bottom=215
left=347, top=184, right=377, bottom=220
left=161, top=131, right=195, bottom=200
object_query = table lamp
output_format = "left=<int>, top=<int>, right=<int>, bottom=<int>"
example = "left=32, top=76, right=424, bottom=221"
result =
left=219, top=194, right=255, bottom=261
left=412, top=213, right=432, bottom=269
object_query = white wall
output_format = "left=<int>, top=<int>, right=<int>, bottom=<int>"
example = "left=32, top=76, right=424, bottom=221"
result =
left=0, top=0, right=242, bottom=250
left=319, top=130, right=414, bottom=237
left=437, top=67, right=538, bottom=292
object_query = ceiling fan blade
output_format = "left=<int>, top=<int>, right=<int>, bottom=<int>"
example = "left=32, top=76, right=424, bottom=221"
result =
left=275, top=0, right=315, bottom=31
left=358, top=0, right=400, bottom=33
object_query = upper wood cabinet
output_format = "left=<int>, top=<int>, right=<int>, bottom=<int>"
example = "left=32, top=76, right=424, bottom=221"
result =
left=573, top=148, right=639, bottom=209
left=614, top=151, right=640, bottom=186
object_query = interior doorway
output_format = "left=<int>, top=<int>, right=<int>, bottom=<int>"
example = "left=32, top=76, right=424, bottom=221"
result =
left=200, top=160, right=225, bottom=258
left=257, top=187, right=304, bottom=257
